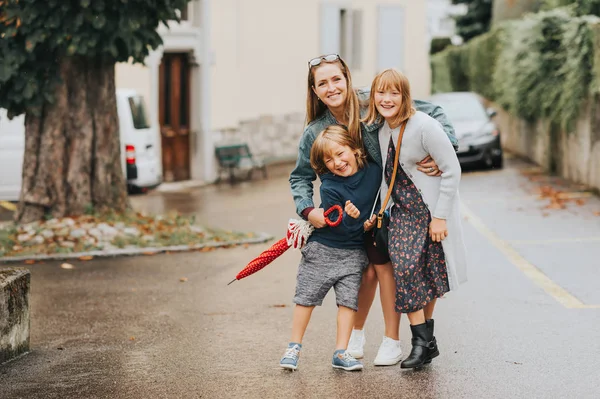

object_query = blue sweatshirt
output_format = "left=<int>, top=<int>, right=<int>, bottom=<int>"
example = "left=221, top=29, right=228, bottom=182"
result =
left=309, top=162, right=382, bottom=249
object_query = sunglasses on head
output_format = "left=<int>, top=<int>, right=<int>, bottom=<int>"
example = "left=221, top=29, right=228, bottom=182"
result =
left=308, top=54, right=340, bottom=68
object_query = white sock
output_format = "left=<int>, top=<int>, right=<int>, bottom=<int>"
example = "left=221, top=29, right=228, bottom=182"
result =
left=352, top=329, right=364, bottom=337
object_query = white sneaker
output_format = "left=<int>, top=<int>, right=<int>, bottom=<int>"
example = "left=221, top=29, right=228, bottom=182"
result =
left=347, top=329, right=366, bottom=359
left=373, top=336, right=402, bottom=366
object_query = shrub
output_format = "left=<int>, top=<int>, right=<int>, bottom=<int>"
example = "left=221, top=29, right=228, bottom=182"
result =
left=431, top=37, right=453, bottom=54
left=432, top=6, right=600, bottom=130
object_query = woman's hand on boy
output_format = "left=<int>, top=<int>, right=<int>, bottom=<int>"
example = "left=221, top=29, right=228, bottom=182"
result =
left=363, top=214, right=376, bottom=232
left=344, top=200, right=360, bottom=219
left=429, top=217, right=448, bottom=242
left=417, top=155, right=442, bottom=176
left=308, top=208, right=327, bottom=228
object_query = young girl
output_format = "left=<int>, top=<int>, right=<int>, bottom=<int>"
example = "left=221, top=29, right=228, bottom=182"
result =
left=290, top=54, right=458, bottom=365
left=363, top=69, right=468, bottom=369
left=280, top=125, right=380, bottom=371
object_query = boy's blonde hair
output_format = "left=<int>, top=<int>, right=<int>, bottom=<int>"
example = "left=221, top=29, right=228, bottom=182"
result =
left=306, top=56, right=362, bottom=148
left=310, top=125, right=366, bottom=175
left=363, top=68, right=415, bottom=127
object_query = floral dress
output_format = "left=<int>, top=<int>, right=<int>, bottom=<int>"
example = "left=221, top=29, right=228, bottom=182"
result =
left=385, top=136, right=450, bottom=313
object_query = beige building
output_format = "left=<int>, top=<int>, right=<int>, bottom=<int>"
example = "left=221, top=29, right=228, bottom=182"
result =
left=115, top=0, right=431, bottom=183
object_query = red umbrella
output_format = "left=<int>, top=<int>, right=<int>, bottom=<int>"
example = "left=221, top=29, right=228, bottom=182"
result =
left=227, top=204, right=343, bottom=285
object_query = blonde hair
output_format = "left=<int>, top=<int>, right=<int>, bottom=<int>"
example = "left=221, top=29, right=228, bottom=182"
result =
left=310, top=125, right=366, bottom=175
left=363, top=68, right=415, bottom=127
left=306, top=56, right=362, bottom=147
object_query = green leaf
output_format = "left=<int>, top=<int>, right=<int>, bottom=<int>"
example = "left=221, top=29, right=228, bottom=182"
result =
left=81, top=0, right=91, bottom=8
left=22, top=80, right=35, bottom=100
left=92, top=15, right=106, bottom=29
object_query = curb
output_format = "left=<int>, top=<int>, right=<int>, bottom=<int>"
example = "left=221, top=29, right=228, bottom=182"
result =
left=0, top=232, right=274, bottom=264
left=0, top=268, right=30, bottom=364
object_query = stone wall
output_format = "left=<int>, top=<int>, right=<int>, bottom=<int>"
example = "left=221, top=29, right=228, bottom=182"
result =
left=493, top=97, right=600, bottom=192
left=214, top=112, right=305, bottom=164
left=0, top=268, right=30, bottom=364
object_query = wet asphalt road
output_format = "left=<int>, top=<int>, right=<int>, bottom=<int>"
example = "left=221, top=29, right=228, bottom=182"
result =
left=1, top=157, right=600, bottom=399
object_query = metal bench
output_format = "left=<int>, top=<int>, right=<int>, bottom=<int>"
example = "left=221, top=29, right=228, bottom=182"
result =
left=214, top=144, right=267, bottom=184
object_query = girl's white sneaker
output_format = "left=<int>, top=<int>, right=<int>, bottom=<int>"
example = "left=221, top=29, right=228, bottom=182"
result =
left=373, top=336, right=402, bottom=366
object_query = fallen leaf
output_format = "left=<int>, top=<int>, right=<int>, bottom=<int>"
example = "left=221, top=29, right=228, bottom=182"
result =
left=271, top=304, right=287, bottom=308
left=78, top=255, right=93, bottom=261
left=180, top=277, right=188, bottom=282
left=545, top=201, right=566, bottom=210
left=142, top=252, right=156, bottom=256
left=129, top=336, right=135, bottom=341
left=60, top=263, right=74, bottom=269
left=542, top=213, right=550, bottom=217
left=0, top=200, right=17, bottom=211
left=199, top=247, right=214, bottom=252
left=24, top=259, right=36, bottom=265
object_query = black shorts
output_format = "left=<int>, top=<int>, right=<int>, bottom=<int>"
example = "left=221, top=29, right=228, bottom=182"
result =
left=364, top=232, right=391, bottom=265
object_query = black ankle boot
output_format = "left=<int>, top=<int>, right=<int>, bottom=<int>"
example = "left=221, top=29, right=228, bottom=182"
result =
left=400, top=323, right=434, bottom=369
left=424, top=319, right=439, bottom=364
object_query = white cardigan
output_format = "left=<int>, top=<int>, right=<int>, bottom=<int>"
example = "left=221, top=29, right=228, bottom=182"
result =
left=379, top=111, right=468, bottom=291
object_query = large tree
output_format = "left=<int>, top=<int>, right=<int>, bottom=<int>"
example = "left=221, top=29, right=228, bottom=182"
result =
left=0, top=0, right=190, bottom=223
left=452, top=0, right=493, bottom=42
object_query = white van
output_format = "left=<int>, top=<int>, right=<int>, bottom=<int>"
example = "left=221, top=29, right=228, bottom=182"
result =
left=0, top=89, right=162, bottom=201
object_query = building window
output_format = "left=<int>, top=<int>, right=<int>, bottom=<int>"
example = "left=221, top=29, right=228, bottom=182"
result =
left=351, top=10, right=363, bottom=70
left=320, top=3, right=362, bottom=70
left=340, top=9, right=349, bottom=60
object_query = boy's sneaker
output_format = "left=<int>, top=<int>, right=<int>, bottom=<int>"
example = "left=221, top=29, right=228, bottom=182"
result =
left=332, top=349, right=364, bottom=371
left=280, top=343, right=302, bottom=370
left=347, top=329, right=366, bottom=359
left=373, top=336, right=403, bottom=366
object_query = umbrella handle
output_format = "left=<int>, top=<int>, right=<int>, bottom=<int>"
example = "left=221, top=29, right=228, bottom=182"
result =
left=324, top=204, right=343, bottom=227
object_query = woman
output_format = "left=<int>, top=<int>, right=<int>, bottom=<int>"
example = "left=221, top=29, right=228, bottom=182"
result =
left=289, top=54, right=457, bottom=365
left=363, top=68, right=468, bottom=368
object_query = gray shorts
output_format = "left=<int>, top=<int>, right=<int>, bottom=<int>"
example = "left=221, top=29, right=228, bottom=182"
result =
left=293, top=241, right=368, bottom=311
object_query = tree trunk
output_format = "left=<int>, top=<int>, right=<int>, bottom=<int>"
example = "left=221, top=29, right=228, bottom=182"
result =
left=16, top=57, right=129, bottom=223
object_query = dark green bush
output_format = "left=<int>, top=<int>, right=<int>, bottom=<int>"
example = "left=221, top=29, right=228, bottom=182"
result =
left=430, top=37, right=453, bottom=55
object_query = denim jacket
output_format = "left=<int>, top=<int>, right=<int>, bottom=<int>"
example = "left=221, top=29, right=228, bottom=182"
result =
left=289, top=88, right=458, bottom=217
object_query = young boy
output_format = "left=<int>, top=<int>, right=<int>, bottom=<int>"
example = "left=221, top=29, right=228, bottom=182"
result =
left=280, top=125, right=381, bottom=371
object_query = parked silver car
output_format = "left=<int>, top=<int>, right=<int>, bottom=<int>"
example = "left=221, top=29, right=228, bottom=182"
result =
left=430, top=92, right=503, bottom=169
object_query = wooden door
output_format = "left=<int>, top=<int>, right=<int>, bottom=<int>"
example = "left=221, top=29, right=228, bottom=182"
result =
left=159, top=53, right=191, bottom=182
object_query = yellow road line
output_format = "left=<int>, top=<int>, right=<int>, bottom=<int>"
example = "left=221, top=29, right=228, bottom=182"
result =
left=461, top=202, right=597, bottom=309
left=0, top=201, right=17, bottom=211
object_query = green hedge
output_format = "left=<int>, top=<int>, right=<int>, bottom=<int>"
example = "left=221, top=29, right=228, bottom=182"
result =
left=430, top=37, right=453, bottom=55
left=432, top=7, right=600, bottom=130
